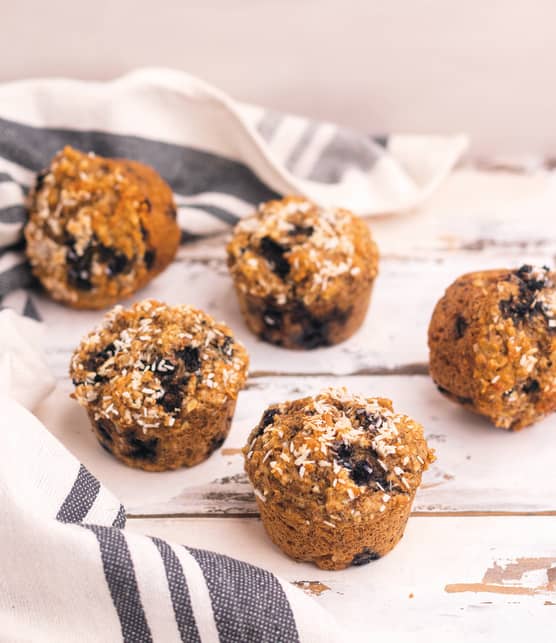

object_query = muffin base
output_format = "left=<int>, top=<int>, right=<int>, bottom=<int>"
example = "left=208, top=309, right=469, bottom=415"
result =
left=235, top=282, right=373, bottom=350
left=256, top=492, right=414, bottom=570
left=88, top=399, right=236, bottom=471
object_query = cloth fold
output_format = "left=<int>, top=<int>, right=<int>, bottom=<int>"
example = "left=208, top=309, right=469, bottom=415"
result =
left=0, top=67, right=466, bottom=304
left=0, top=309, right=341, bottom=642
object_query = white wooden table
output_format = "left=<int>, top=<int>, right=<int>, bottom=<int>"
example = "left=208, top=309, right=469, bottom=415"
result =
left=34, top=166, right=556, bottom=641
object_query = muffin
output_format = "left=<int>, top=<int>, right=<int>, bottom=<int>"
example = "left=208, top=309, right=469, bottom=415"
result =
left=70, top=299, right=249, bottom=471
left=243, top=388, right=434, bottom=570
left=25, top=146, right=180, bottom=309
left=227, top=196, right=379, bottom=349
left=428, top=265, right=556, bottom=430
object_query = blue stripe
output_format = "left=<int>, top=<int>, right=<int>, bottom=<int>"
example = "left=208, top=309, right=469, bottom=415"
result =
left=56, top=464, right=100, bottom=524
left=0, top=205, right=27, bottom=224
left=83, top=525, right=153, bottom=643
left=0, top=116, right=279, bottom=205
left=151, top=538, right=201, bottom=642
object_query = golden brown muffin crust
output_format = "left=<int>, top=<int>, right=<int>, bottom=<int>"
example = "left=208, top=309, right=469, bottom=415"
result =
left=429, top=265, right=556, bottom=430
left=227, top=196, right=379, bottom=348
left=70, top=299, right=249, bottom=471
left=244, top=388, right=434, bottom=569
left=25, top=146, right=180, bottom=309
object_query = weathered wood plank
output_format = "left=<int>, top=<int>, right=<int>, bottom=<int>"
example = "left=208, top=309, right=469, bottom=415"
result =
left=19, top=167, right=553, bottom=380
left=36, top=374, right=556, bottom=516
left=39, top=244, right=555, bottom=379
left=126, top=515, right=556, bottom=642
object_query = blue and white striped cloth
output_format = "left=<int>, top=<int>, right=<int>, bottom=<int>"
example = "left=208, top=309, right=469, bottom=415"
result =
left=0, top=67, right=466, bottom=317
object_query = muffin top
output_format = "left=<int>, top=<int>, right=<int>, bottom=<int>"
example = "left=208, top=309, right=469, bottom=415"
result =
left=70, top=300, right=249, bottom=431
left=227, top=196, right=378, bottom=307
left=244, top=388, right=434, bottom=521
left=25, top=146, right=177, bottom=304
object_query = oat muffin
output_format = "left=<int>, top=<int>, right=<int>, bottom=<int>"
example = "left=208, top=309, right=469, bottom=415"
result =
left=70, top=299, right=249, bottom=471
left=25, top=146, right=180, bottom=309
left=243, top=388, right=434, bottom=570
left=227, top=196, right=379, bottom=349
left=429, top=265, right=556, bottom=430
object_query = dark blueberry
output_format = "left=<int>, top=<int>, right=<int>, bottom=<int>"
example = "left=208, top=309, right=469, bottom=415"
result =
left=292, top=304, right=351, bottom=349
left=352, top=457, right=389, bottom=488
left=500, top=266, right=551, bottom=324
left=209, top=434, right=226, bottom=453
left=159, top=377, right=188, bottom=414
left=83, top=342, right=116, bottom=373
left=259, top=236, right=290, bottom=279
left=66, top=244, right=95, bottom=290
left=499, top=294, right=536, bottom=324
left=100, top=441, right=113, bottom=454
left=256, top=408, right=281, bottom=436
left=522, top=378, right=540, bottom=395
left=333, top=442, right=355, bottom=469
left=176, top=346, right=201, bottom=372
left=355, top=409, right=384, bottom=431
left=514, top=265, right=547, bottom=290
left=262, top=307, right=283, bottom=330
left=437, top=384, right=473, bottom=405
left=296, top=316, right=328, bottom=349
left=127, top=435, right=159, bottom=461
left=144, top=249, right=156, bottom=270
left=351, top=548, right=380, bottom=566
left=140, top=224, right=149, bottom=241
left=350, top=460, right=375, bottom=485
left=35, top=169, right=49, bottom=191
left=96, top=419, right=113, bottom=442
left=97, top=245, right=131, bottom=276
left=454, top=314, right=468, bottom=339
left=142, top=198, right=152, bottom=212
left=220, top=336, right=234, bottom=359
left=288, top=224, right=314, bottom=237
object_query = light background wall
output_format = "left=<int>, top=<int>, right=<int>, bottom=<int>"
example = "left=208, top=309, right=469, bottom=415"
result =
left=1, top=0, right=554, bottom=155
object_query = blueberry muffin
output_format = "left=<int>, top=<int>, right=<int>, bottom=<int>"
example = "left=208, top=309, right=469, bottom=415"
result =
left=70, top=299, right=249, bottom=471
left=227, top=196, right=379, bottom=349
left=25, top=146, right=180, bottom=309
left=243, top=388, right=434, bottom=570
left=428, top=265, right=556, bottom=430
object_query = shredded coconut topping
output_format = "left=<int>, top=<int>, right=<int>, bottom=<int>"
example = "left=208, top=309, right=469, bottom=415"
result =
left=244, top=387, right=434, bottom=518
left=70, top=299, right=249, bottom=434
left=227, top=196, right=377, bottom=307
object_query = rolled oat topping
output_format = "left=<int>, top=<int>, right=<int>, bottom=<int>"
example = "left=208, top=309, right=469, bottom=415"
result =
left=70, top=299, right=249, bottom=433
left=227, top=196, right=377, bottom=307
left=244, top=387, right=434, bottom=520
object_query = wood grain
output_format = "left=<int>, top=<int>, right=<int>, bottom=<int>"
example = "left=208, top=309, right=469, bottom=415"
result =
left=36, top=373, right=556, bottom=516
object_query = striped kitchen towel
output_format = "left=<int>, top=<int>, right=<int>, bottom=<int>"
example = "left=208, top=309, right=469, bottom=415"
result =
left=0, top=67, right=467, bottom=314
left=0, top=308, right=341, bottom=643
